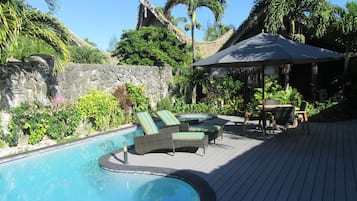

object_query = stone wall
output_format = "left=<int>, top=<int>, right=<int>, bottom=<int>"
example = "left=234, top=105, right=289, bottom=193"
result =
left=0, top=55, right=172, bottom=110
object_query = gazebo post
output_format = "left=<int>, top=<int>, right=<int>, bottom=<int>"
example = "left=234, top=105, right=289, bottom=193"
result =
left=261, top=63, right=267, bottom=139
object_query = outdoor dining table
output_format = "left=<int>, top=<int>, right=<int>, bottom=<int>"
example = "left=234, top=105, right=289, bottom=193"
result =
left=258, top=104, right=297, bottom=111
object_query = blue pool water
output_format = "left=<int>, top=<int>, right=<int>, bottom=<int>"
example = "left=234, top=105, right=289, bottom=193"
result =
left=0, top=126, right=200, bottom=201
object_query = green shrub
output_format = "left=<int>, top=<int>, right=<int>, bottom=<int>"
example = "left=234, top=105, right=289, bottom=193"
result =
left=204, top=75, right=245, bottom=115
left=76, top=90, right=124, bottom=131
left=69, top=46, right=108, bottom=64
left=253, top=75, right=303, bottom=110
left=12, top=35, right=56, bottom=61
left=126, top=83, right=150, bottom=112
left=5, top=121, right=19, bottom=147
left=46, top=103, right=82, bottom=140
left=112, top=26, right=191, bottom=72
left=9, top=101, right=43, bottom=145
left=157, top=97, right=172, bottom=111
left=172, top=97, right=217, bottom=114
left=7, top=101, right=82, bottom=145
left=24, top=119, right=48, bottom=145
left=0, top=117, right=5, bottom=147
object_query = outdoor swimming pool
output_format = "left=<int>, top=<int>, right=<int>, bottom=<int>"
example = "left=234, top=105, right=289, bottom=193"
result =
left=0, top=126, right=200, bottom=201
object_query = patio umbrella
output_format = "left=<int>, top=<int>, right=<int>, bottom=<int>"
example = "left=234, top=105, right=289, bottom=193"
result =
left=191, top=32, right=343, bottom=68
left=191, top=32, right=343, bottom=134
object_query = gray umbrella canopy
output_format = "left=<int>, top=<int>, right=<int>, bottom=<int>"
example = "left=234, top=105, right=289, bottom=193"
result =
left=191, top=33, right=343, bottom=135
left=191, top=33, right=343, bottom=68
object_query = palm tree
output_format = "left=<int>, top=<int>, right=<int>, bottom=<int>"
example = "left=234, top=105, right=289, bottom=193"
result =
left=254, top=0, right=334, bottom=41
left=332, top=2, right=357, bottom=71
left=0, top=0, right=71, bottom=74
left=163, top=0, right=228, bottom=62
left=203, top=23, right=233, bottom=41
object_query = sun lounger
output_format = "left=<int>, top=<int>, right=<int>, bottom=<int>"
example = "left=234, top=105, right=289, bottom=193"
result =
left=134, top=111, right=208, bottom=155
left=156, top=110, right=223, bottom=143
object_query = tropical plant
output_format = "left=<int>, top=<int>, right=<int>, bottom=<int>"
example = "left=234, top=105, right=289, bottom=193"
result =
left=76, top=90, right=124, bottom=131
left=332, top=2, right=357, bottom=70
left=204, top=75, right=244, bottom=114
left=0, top=0, right=71, bottom=74
left=69, top=46, right=108, bottom=64
left=7, top=101, right=82, bottom=145
left=173, top=67, right=209, bottom=104
left=163, top=0, right=228, bottom=61
left=112, top=26, right=191, bottom=73
left=254, top=0, right=335, bottom=41
left=12, top=35, right=56, bottom=61
left=253, top=75, right=303, bottom=111
left=171, top=96, right=216, bottom=114
left=0, top=117, right=4, bottom=147
left=46, top=103, right=82, bottom=140
left=157, top=97, right=172, bottom=111
left=203, top=23, right=233, bottom=41
left=125, top=83, right=150, bottom=112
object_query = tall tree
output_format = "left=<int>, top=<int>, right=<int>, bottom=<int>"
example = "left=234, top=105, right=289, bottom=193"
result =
left=163, top=0, right=228, bottom=62
left=203, top=23, right=233, bottom=41
left=0, top=0, right=71, bottom=74
left=332, top=1, right=357, bottom=70
left=254, top=0, right=334, bottom=41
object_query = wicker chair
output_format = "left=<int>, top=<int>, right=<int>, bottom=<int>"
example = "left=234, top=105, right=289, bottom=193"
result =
left=134, top=112, right=208, bottom=155
left=296, top=101, right=310, bottom=134
left=156, top=110, right=223, bottom=143
left=271, top=106, right=298, bottom=135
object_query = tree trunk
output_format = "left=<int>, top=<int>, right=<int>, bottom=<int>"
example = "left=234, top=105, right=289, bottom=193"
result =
left=191, top=24, right=196, bottom=62
left=192, top=84, right=197, bottom=104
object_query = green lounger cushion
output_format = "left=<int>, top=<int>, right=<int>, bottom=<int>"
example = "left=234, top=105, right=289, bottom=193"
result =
left=156, top=110, right=181, bottom=125
left=136, top=111, right=159, bottom=135
left=172, top=132, right=205, bottom=140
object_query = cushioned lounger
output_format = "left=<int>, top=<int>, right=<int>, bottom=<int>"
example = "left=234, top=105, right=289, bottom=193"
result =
left=156, top=110, right=223, bottom=143
left=134, top=111, right=208, bottom=155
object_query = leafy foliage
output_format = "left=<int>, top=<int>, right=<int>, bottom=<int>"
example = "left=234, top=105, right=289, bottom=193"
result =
left=204, top=75, right=244, bottom=114
left=332, top=2, right=357, bottom=53
left=0, top=117, right=4, bottom=148
left=125, top=83, right=150, bottom=112
left=0, top=0, right=72, bottom=73
left=157, top=97, right=172, bottom=111
left=76, top=90, right=124, bottom=131
left=171, top=97, right=215, bottom=114
left=163, top=0, right=228, bottom=60
left=69, top=46, right=108, bottom=64
left=12, top=35, right=56, bottom=61
left=256, top=0, right=334, bottom=39
left=203, top=24, right=233, bottom=41
left=46, top=103, right=82, bottom=140
left=6, top=101, right=82, bottom=146
left=254, top=75, right=303, bottom=105
left=112, top=26, right=191, bottom=72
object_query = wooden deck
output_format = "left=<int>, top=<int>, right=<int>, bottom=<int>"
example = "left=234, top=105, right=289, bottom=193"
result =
left=106, top=115, right=357, bottom=201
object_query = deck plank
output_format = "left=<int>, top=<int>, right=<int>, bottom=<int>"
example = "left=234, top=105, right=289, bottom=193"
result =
left=323, top=121, right=337, bottom=201
left=310, top=122, right=330, bottom=201
left=103, top=116, right=357, bottom=201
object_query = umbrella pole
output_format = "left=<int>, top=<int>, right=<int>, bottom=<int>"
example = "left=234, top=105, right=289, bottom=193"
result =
left=261, top=64, right=267, bottom=139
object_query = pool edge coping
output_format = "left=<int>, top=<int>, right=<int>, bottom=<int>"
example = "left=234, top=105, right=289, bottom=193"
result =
left=0, top=124, right=137, bottom=164
left=99, top=150, right=217, bottom=201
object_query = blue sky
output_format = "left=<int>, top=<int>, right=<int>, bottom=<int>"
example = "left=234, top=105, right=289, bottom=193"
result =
left=27, top=0, right=349, bottom=51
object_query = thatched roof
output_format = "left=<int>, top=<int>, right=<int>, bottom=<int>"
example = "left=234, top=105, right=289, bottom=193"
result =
left=69, top=31, right=93, bottom=47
